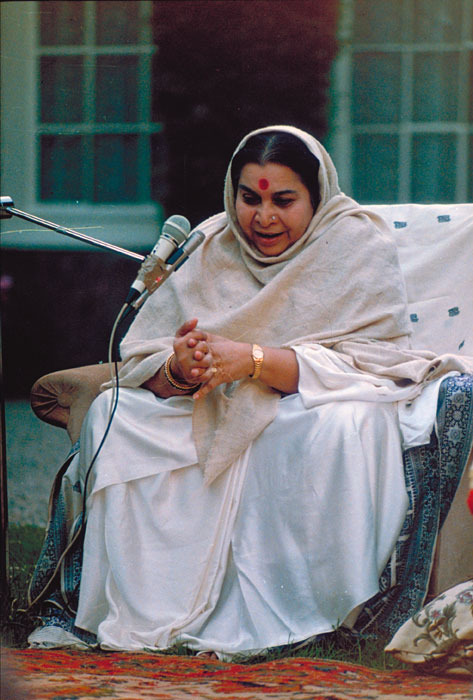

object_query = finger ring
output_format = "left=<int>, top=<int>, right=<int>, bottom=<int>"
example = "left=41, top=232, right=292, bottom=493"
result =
left=211, top=367, right=218, bottom=374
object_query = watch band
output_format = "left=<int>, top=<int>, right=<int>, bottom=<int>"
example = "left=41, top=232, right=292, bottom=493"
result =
left=250, top=344, right=264, bottom=380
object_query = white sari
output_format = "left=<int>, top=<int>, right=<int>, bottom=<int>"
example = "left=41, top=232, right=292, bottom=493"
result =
left=67, top=346, right=449, bottom=657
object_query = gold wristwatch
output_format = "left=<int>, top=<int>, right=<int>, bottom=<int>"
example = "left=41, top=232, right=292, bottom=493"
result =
left=250, top=344, right=264, bottom=380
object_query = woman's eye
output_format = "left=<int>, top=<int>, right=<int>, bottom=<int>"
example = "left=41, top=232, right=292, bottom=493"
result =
left=242, top=194, right=259, bottom=205
left=274, top=198, right=294, bottom=208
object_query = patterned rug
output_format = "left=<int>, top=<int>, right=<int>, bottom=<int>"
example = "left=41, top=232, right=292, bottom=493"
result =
left=2, top=649, right=472, bottom=699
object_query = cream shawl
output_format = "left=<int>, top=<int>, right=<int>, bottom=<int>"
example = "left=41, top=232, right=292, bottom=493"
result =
left=113, top=125, right=473, bottom=483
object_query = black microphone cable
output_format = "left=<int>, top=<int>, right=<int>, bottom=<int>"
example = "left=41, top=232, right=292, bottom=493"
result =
left=79, top=303, right=129, bottom=541
left=26, top=303, right=130, bottom=617
left=79, top=228, right=206, bottom=530
left=49, top=227, right=206, bottom=615
left=53, top=303, right=131, bottom=618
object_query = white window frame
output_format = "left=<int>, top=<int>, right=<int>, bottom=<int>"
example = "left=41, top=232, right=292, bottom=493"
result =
left=327, top=0, right=473, bottom=203
left=1, top=0, right=162, bottom=251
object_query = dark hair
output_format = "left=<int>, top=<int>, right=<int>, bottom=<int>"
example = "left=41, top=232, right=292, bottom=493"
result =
left=230, top=130, right=320, bottom=211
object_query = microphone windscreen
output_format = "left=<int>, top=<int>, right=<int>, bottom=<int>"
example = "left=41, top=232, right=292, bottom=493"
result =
left=161, top=215, right=191, bottom=245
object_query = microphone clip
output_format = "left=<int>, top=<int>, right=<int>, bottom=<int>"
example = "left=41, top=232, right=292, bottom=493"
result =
left=124, top=228, right=205, bottom=315
left=135, top=254, right=168, bottom=295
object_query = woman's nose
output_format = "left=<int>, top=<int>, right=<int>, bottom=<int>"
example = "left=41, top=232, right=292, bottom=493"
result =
left=255, top=204, right=277, bottom=227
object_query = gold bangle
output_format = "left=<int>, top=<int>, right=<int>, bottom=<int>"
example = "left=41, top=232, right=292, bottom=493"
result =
left=164, top=353, right=201, bottom=392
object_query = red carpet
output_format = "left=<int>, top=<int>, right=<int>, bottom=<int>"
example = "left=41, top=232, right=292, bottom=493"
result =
left=2, top=649, right=472, bottom=699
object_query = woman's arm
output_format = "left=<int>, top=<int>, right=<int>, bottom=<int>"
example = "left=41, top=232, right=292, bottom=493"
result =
left=257, top=346, right=299, bottom=394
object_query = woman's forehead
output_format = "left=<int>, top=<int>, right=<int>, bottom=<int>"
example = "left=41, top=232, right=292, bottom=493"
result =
left=238, top=163, right=305, bottom=191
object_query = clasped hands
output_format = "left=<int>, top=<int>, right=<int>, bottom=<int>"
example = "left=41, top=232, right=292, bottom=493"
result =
left=170, top=318, right=252, bottom=400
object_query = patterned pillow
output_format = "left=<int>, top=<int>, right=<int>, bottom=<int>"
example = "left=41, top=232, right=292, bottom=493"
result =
left=385, top=579, right=473, bottom=675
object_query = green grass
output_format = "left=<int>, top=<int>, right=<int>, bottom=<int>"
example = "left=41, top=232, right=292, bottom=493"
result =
left=2, top=524, right=406, bottom=669
left=1, top=523, right=46, bottom=648
left=222, top=625, right=407, bottom=669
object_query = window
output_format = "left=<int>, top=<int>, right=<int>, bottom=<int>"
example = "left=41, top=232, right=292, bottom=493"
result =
left=1, top=1, right=161, bottom=250
left=37, top=0, right=160, bottom=204
left=328, top=0, right=473, bottom=203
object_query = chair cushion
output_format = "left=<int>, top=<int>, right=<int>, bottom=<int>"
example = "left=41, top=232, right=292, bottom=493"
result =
left=385, top=579, right=473, bottom=676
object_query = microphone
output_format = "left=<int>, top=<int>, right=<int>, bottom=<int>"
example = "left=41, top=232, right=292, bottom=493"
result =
left=165, top=229, right=206, bottom=270
left=149, top=215, right=191, bottom=264
left=129, top=229, right=205, bottom=312
left=125, top=215, right=191, bottom=305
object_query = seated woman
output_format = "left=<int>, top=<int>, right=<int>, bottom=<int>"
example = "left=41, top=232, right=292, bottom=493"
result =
left=28, top=125, right=472, bottom=657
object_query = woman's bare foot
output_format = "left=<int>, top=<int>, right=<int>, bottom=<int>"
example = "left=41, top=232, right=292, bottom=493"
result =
left=196, top=650, right=218, bottom=659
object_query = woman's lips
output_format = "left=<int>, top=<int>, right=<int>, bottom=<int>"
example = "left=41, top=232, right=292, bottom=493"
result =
left=254, top=231, right=284, bottom=240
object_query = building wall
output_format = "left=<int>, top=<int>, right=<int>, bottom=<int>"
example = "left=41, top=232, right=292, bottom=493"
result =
left=1, top=250, right=137, bottom=396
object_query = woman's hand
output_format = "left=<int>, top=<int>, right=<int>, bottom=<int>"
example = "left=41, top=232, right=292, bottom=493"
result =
left=142, top=318, right=212, bottom=397
left=192, top=332, right=253, bottom=399
left=192, top=329, right=300, bottom=400
left=171, top=318, right=213, bottom=384
left=142, top=319, right=299, bottom=398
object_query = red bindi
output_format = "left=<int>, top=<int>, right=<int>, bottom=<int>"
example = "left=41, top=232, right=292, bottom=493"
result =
left=258, top=178, right=269, bottom=190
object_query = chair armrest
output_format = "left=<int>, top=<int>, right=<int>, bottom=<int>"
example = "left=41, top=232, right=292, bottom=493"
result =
left=30, top=363, right=122, bottom=444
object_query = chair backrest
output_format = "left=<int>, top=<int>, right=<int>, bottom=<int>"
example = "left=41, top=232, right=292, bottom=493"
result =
left=366, top=203, right=473, bottom=357
left=367, top=204, right=473, bottom=596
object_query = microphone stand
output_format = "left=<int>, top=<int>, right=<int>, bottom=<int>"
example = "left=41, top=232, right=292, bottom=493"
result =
left=0, top=196, right=147, bottom=594
left=0, top=196, right=145, bottom=262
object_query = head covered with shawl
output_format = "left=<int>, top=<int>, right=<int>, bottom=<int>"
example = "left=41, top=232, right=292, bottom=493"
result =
left=116, top=125, right=467, bottom=483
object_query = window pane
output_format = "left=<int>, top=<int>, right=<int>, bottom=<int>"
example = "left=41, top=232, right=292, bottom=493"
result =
left=40, top=56, right=83, bottom=123
left=353, top=134, right=399, bottom=203
left=413, top=52, right=459, bottom=122
left=353, top=0, right=402, bottom=43
left=412, top=134, right=456, bottom=202
left=40, top=136, right=83, bottom=201
left=96, top=1, right=139, bottom=45
left=40, top=0, right=84, bottom=46
left=413, top=0, right=462, bottom=42
left=95, top=56, right=139, bottom=123
left=353, top=53, right=401, bottom=124
left=94, top=135, right=139, bottom=202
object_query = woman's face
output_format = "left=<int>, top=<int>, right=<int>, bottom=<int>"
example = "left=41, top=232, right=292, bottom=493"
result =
left=235, top=162, right=314, bottom=256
